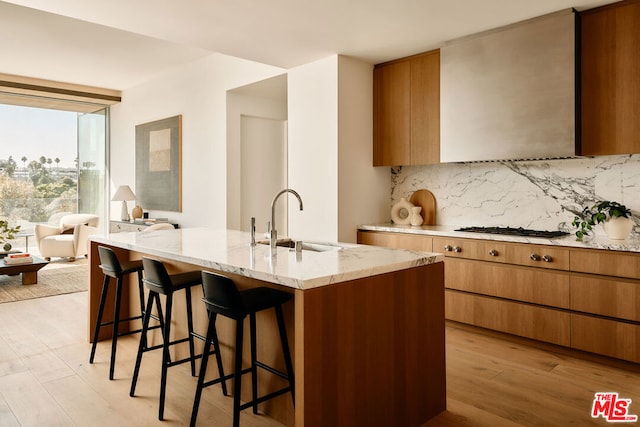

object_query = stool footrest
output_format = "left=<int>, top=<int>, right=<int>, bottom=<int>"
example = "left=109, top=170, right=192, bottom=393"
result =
left=202, top=368, right=247, bottom=388
left=98, top=313, right=143, bottom=328
left=238, top=386, right=293, bottom=411
left=255, top=361, right=289, bottom=381
left=167, top=353, right=203, bottom=368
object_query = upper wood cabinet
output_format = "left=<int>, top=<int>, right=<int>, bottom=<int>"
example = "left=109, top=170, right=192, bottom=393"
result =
left=581, top=0, right=640, bottom=155
left=373, top=50, right=440, bottom=166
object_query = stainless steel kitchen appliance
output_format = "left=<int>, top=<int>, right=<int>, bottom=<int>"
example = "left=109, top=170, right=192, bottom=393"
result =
left=455, top=226, right=569, bottom=238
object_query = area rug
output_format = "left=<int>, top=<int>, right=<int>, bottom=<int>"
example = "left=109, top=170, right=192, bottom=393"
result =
left=0, top=258, right=89, bottom=303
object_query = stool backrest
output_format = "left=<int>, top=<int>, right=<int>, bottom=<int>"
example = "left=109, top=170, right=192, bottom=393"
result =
left=201, top=271, right=245, bottom=319
left=142, top=257, right=173, bottom=295
left=98, top=246, right=122, bottom=277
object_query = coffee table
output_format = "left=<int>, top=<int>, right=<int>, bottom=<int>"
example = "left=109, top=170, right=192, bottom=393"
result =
left=0, top=256, right=49, bottom=285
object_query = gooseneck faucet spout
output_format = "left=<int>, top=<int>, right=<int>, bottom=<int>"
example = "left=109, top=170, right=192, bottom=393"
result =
left=270, top=188, right=304, bottom=250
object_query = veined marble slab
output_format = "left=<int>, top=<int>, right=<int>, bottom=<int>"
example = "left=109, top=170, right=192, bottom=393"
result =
left=391, top=154, right=640, bottom=238
left=90, top=228, right=443, bottom=290
left=359, top=223, right=640, bottom=253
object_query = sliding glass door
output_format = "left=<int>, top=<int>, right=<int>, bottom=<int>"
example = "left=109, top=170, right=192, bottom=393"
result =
left=77, top=108, right=108, bottom=232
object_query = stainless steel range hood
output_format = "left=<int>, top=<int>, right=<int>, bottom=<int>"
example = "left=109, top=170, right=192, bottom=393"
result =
left=440, top=9, right=577, bottom=163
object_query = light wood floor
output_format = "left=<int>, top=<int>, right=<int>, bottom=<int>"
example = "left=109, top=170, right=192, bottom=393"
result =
left=1, top=292, right=639, bottom=426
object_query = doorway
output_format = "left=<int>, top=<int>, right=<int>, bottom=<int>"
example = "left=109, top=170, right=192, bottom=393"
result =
left=240, top=115, right=287, bottom=234
left=226, top=74, right=288, bottom=234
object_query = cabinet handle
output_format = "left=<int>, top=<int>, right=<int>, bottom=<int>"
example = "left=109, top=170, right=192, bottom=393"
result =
left=488, top=249, right=498, bottom=257
left=444, top=245, right=452, bottom=252
left=542, top=254, right=553, bottom=262
left=530, top=253, right=540, bottom=261
left=453, top=246, right=462, bottom=253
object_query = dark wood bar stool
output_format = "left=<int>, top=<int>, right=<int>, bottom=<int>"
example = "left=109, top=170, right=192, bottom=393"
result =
left=89, top=245, right=164, bottom=380
left=190, top=271, right=295, bottom=427
left=130, top=257, right=226, bottom=421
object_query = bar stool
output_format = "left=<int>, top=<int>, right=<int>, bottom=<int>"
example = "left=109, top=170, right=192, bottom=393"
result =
left=190, top=271, right=295, bottom=427
left=130, top=257, right=226, bottom=421
left=89, top=245, right=163, bottom=380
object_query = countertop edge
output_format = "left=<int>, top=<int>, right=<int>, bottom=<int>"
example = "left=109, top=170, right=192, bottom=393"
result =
left=90, top=229, right=444, bottom=290
left=358, top=223, right=640, bottom=253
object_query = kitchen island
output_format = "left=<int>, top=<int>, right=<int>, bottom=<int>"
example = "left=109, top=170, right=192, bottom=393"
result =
left=89, top=228, right=446, bottom=426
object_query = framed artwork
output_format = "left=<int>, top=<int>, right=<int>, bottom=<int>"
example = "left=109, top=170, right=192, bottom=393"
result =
left=135, top=115, right=182, bottom=212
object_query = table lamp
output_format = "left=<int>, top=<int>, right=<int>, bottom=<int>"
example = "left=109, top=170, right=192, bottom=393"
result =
left=112, top=185, right=136, bottom=221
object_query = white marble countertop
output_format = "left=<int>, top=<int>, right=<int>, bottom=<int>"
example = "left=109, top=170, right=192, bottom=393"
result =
left=359, top=223, right=640, bottom=253
left=90, top=228, right=443, bottom=290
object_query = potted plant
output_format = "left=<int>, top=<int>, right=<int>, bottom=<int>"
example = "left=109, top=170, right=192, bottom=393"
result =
left=572, top=201, right=633, bottom=241
left=0, top=219, right=21, bottom=252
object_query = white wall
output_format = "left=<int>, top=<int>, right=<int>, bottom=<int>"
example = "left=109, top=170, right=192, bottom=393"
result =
left=109, top=53, right=284, bottom=227
left=287, top=55, right=388, bottom=243
left=337, top=56, right=388, bottom=242
left=287, top=56, right=339, bottom=241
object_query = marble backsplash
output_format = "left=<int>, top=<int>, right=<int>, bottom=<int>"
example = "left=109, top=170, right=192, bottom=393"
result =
left=390, top=154, right=640, bottom=234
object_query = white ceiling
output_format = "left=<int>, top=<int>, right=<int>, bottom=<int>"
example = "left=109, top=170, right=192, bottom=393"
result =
left=0, top=0, right=619, bottom=90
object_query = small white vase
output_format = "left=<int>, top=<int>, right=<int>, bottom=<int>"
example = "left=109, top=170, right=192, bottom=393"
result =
left=391, top=197, right=414, bottom=225
left=410, top=206, right=424, bottom=226
left=602, top=216, right=634, bottom=240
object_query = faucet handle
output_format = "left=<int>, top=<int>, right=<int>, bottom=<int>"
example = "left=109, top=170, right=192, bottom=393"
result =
left=250, top=217, right=256, bottom=246
left=264, top=221, right=271, bottom=239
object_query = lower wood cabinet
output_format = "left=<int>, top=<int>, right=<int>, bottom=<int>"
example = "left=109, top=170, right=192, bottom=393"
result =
left=446, top=290, right=571, bottom=347
left=357, top=230, right=433, bottom=252
left=571, top=273, right=640, bottom=322
left=358, top=229, right=640, bottom=363
left=571, top=314, right=640, bottom=363
left=445, top=258, right=570, bottom=308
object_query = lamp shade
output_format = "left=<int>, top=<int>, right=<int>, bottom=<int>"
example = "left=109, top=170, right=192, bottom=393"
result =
left=112, top=185, right=136, bottom=201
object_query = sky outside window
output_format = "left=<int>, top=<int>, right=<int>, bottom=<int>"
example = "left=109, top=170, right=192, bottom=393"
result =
left=0, top=104, right=77, bottom=168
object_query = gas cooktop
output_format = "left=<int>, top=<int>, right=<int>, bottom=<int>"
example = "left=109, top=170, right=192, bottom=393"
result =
left=455, top=226, right=570, bottom=239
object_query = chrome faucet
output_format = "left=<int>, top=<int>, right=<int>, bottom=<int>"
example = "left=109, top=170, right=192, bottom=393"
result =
left=270, top=188, right=304, bottom=250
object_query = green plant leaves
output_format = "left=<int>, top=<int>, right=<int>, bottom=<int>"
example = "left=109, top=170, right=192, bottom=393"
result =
left=572, top=200, right=632, bottom=241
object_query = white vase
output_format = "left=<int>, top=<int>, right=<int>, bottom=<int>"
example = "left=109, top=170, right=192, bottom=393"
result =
left=602, top=216, right=634, bottom=240
left=391, top=197, right=414, bottom=225
left=410, top=206, right=424, bottom=226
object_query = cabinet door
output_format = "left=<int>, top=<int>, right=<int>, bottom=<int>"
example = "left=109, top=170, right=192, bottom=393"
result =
left=445, top=258, right=570, bottom=308
left=446, top=290, right=571, bottom=346
left=373, top=60, right=411, bottom=166
left=357, top=231, right=432, bottom=252
left=433, top=237, right=506, bottom=263
left=571, top=273, right=640, bottom=322
left=571, top=313, right=640, bottom=363
left=581, top=1, right=640, bottom=155
left=410, top=50, right=440, bottom=165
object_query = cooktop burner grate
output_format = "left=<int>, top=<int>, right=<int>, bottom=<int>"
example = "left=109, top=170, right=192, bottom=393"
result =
left=455, top=226, right=570, bottom=238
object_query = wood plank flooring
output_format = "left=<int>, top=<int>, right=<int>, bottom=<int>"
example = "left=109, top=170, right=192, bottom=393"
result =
left=0, top=291, right=639, bottom=426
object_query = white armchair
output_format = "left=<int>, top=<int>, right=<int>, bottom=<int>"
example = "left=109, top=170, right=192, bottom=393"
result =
left=34, top=213, right=100, bottom=261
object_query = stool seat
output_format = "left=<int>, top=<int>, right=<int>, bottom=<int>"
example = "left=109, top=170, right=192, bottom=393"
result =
left=100, top=259, right=143, bottom=277
left=191, top=271, right=294, bottom=427
left=143, top=269, right=202, bottom=295
left=203, top=286, right=291, bottom=320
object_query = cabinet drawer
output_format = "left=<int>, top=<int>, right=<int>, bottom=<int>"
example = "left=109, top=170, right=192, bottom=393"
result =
left=504, top=243, right=570, bottom=271
left=357, top=231, right=432, bottom=252
left=110, top=223, right=147, bottom=232
left=571, top=314, right=640, bottom=363
left=571, top=249, right=640, bottom=280
left=433, top=237, right=506, bottom=262
left=570, top=274, right=640, bottom=322
left=445, top=290, right=570, bottom=346
left=445, top=258, right=570, bottom=308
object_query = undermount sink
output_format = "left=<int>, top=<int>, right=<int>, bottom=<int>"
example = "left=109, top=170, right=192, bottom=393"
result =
left=257, top=239, right=344, bottom=252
